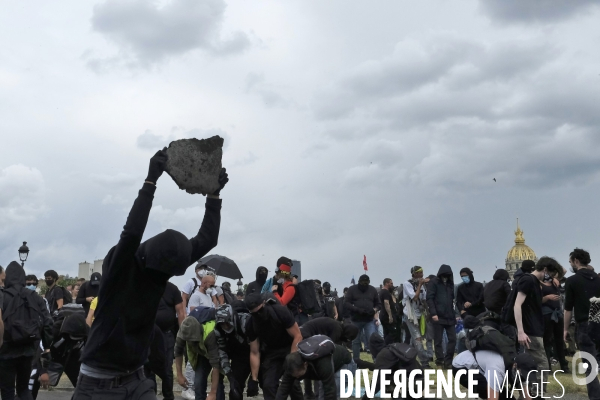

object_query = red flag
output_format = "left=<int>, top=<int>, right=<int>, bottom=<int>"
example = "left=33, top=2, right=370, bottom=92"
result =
left=363, top=255, right=368, bottom=271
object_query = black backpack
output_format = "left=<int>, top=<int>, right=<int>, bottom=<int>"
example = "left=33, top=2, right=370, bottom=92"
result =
left=387, top=343, right=418, bottom=363
left=466, top=325, right=517, bottom=369
left=295, top=280, right=322, bottom=315
left=297, top=335, right=335, bottom=360
left=501, top=274, right=533, bottom=326
left=2, top=287, right=44, bottom=345
left=48, top=286, right=73, bottom=308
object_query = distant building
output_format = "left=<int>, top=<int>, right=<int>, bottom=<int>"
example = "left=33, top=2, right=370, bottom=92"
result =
left=505, top=219, right=537, bottom=279
left=78, top=259, right=103, bottom=281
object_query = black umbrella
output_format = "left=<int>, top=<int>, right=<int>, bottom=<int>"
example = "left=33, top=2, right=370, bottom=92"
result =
left=198, top=254, right=243, bottom=280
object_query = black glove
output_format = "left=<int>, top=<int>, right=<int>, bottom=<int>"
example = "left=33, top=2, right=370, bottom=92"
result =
left=247, top=377, right=259, bottom=397
left=213, top=168, right=229, bottom=196
left=226, top=373, right=241, bottom=400
left=146, top=147, right=168, bottom=183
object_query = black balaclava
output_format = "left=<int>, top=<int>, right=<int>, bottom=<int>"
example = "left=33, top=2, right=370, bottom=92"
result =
left=342, top=323, right=359, bottom=342
left=135, top=229, right=192, bottom=277
left=255, top=266, right=268, bottom=286
left=358, top=274, right=370, bottom=293
left=323, top=282, right=331, bottom=295
left=5, top=261, right=25, bottom=290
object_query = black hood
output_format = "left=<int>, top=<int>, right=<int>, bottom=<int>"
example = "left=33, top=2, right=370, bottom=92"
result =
left=513, top=268, right=525, bottom=280
left=437, top=264, right=454, bottom=282
left=577, top=267, right=598, bottom=280
left=135, top=229, right=192, bottom=277
left=255, top=266, right=268, bottom=286
left=493, top=269, right=509, bottom=281
left=5, top=261, right=25, bottom=289
left=369, top=332, right=385, bottom=360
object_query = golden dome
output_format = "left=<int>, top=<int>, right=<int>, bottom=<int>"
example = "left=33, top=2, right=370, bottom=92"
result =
left=506, top=219, right=537, bottom=262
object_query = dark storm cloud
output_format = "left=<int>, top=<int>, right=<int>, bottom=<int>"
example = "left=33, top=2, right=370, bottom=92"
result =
left=478, top=0, right=599, bottom=24
left=90, top=0, right=250, bottom=68
left=313, top=32, right=600, bottom=190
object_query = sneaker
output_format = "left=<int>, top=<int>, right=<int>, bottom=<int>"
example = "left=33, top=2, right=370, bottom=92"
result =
left=181, top=388, right=195, bottom=400
left=550, top=358, right=558, bottom=366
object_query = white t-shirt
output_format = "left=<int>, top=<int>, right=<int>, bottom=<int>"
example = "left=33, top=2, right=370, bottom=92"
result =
left=452, top=350, right=506, bottom=393
left=189, top=291, right=215, bottom=309
left=402, top=280, right=427, bottom=317
left=182, top=276, right=223, bottom=297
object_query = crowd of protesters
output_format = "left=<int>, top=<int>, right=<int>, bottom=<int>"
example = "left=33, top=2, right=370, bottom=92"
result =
left=1, top=147, right=598, bottom=400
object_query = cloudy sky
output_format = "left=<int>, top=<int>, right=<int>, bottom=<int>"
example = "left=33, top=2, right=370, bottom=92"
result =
left=1, top=0, right=600, bottom=291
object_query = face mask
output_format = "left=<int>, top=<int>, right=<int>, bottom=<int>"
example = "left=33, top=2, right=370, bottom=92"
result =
left=26, top=284, right=36, bottom=291
left=441, top=277, right=448, bottom=283
left=206, top=288, right=214, bottom=296
left=277, top=278, right=284, bottom=285
left=543, top=273, right=552, bottom=282
left=461, top=276, right=470, bottom=284
left=197, top=269, right=207, bottom=279
left=45, top=279, right=54, bottom=286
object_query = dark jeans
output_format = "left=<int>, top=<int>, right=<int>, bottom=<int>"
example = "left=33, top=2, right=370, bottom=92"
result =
left=72, top=369, right=156, bottom=400
left=576, top=322, right=600, bottom=400
left=351, top=320, right=377, bottom=361
left=195, top=356, right=225, bottom=400
left=0, top=356, right=34, bottom=400
left=433, top=323, right=456, bottom=365
left=260, top=348, right=302, bottom=400
left=229, top=355, right=251, bottom=400
left=382, top=320, right=403, bottom=345
left=147, top=330, right=175, bottom=400
left=295, top=313, right=309, bottom=327
left=543, top=315, right=567, bottom=369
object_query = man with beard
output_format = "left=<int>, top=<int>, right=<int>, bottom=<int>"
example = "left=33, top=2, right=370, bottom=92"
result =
left=76, top=272, right=101, bottom=315
left=379, top=278, right=402, bottom=344
left=456, top=268, right=485, bottom=318
left=344, top=274, right=381, bottom=362
left=426, top=264, right=456, bottom=369
left=245, top=293, right=303, bottom=400
left=74, top=149, right=228, bottom=400
left=245, top=267, right=268, bottom=296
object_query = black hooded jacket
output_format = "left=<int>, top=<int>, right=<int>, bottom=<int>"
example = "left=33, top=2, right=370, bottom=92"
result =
left=0, top=261, right=53, bottom=359
left=245, top=267, right=268, bottom=296
left=456, top=268, right=485, bottom=317
left=80, top=183, right=221, bottom=372
left=426, top=264, right=456, bottom=325
left=344, top=284, right=382, bottom=322
left=483, top=269, right=511, bottom=314
left=76, top=272, right=102, bottom=314
left=564, top=267, right=600, bottom=323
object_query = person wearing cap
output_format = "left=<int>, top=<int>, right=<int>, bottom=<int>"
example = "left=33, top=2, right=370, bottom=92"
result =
left=245, top=293, right=303, bottom=400
left=343, top=274, right=381, bottom=362
left=402, top=266, right=431, bottom=366
left=246, top=266, right=269, bottom=296
left=272, top=257, right=296, bottom=307
left=76, top=272, right=102, bottom=315
left=452, top=349, right=536, bottom=400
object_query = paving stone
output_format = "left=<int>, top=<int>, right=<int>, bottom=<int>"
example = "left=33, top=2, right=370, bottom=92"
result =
left=165, top=136, right=224, bottom=195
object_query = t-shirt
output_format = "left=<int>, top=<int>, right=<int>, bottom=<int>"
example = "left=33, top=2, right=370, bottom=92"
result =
left=46, top=285, right=64, bottom=314
left=402, top=280, right=426, bottom=317
left=379, top=289, right=399, bottom=324
left=156, top=282, right=183, bottom=332
left=516, top=274, right=544, bottom=337
left=189, top=291, right=215, bottom=310
left=246, top=304, right=296, bottom=351
left=182, top=278, right=200, bottom=297
left=452, top=350, right=506, bottom=393
left=90, top=297, right=98, bottom=323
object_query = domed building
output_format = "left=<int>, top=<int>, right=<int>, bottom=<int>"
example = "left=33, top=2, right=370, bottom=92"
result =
left=505, top=219, right=537, bottom=279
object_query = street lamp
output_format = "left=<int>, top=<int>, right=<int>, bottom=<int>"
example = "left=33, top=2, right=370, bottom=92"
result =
left=237, top=279, right=243, bottom=291
left=18, top=241, right=30, bottom=267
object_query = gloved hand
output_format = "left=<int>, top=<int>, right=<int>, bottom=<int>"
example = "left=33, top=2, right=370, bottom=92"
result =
left=212, top=168, right=229, bottom=196
left=226, top=373, right=241, bottom=400
left=247, top=377, right=259, bottom=397
left=146, top=147, right=168, bottom=183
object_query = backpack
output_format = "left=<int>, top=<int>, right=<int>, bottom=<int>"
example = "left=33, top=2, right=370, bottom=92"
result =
left=387, top=343, right=418, bottom=363
left=501, top=273, right=533, bottom=326
left=185, top=278, right=200, bottom=307
left=48, top=286, right=73, bottom=309
left=297, top=335, right=335, bottom=360
left=2, top=287, right=44, bottom=345
left=51, top=304, right=86, bottom=339
left=295, top=280, right=322, bottom=315
left=466, top=325, right=517, bottom=369
left=189, top=306, right=216, bottom=324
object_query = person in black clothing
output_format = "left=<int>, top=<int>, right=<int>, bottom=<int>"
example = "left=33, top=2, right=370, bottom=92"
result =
left=245, top=266, right=268, bottom=296
left=75, top=149, right=228, bottom=400
left=147, top=281, right=185, bottom=400
left=245, top=294, right=303, bottom=400
left=564, top=248, right=600, bottom=399
left=483, top=269, right=511, bottom=315
left=335, top=288, right=348, bottom=322
left=76, top=272, right=101, bottom=315
left=426, top=264, right=456, bottom=368
left=43, top=270, right=64, bottom=314
left=276, top=345, right=352, bottom=400
left=541, top=272, right=568, bottom=372
left=0, top=261, right=53, bottom=400
left=321, top=283, right=338, bottom=320
left=379, top=278, right=402, bottom=345
left=300, top=317, right=358, bottom=344
left=344, top=275, right=381, bottom=361
left=456, top=268, right=485, bottom=318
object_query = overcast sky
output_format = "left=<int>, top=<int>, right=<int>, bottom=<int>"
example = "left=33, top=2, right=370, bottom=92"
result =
left=1, top=0, right=600, bottom=291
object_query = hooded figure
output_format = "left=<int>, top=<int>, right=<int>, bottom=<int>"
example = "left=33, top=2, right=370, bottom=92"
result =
left=77, top=149, right=227, bottom=393
left=426, top=264, right=456, bottom=368
left=456, top=267, right=485, bottom=317
left=246, top=266, right=268, bottom=296
left=483, top=269, right=511, bottom=315
left=76, top=271, right=102, bottom=314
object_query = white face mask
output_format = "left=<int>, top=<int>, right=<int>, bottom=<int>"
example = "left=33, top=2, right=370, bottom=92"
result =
left=197, top=269, right=207, bottom=279
left=206, top=288, right=214, bottom=296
